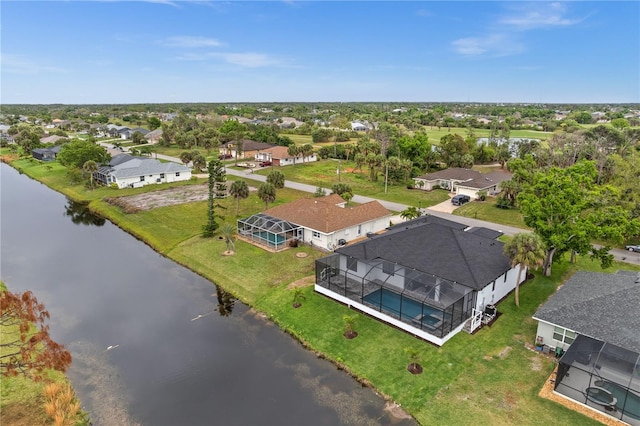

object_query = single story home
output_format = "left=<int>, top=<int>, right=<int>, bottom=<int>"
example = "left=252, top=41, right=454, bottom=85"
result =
left=315, top=215, right=524, bottom=346
left=120, top=127, right=150, bottom=139
left=351, top=121, right=369, bottom=131
left=94, top=153, right=192, bottom=189
left=32, top=145, right=62, bottom=161
left=413, top=167, right=511, bottom=199
left=237, top=194, right=392, bottom=251
left=221, top=140, right=276, bottom=160
left=533, top=270, right=640, bottom=424
left=254, top=146, right=317, bottom=166
left=145, top=128, right=163, bottom=143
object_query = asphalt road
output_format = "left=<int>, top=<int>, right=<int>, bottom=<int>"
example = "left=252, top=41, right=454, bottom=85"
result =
left=144, top=152, right=640, bottom=266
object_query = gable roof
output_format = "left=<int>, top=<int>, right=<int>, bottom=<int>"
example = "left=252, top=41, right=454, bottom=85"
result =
left=263, top=194, right=391, bottom=234
left=533, top=270, right=640, bottom=353
left=337, top=217, right=511, bottom=290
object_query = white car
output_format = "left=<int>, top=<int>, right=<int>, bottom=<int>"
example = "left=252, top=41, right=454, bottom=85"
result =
left=625, top=244, right=640, bottom=253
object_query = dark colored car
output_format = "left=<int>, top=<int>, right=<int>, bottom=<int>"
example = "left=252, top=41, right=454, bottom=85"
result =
left=625, top=244, right=640, bottom=252
left=451, top=194, right=471, bottom=206
left=218, top=154, right=233, bottom=160
left=259, top=161, right=272, bottom=167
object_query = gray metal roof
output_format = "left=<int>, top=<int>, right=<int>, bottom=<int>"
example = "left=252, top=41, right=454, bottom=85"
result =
left=533, top=270, right=640, bottom=353
left=104, top=156, right=191, bottom=179
left=337, top=218, right=511, bottom=290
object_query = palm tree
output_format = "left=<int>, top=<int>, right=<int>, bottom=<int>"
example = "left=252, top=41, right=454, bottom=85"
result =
left=287, top=144, right=299, bottom=165
left=400, top=206, right=422, bottom=221
left=229, top=179, right=249, bottom=216
left=179, top=151, right=193, bottom=166
left=258, top=182, right=276, bottom=209
left=503, top=233, right=546, bottom=307
left=82, top=160, right=98, bottom=190
left=266, top=170, right=285, bottom=189
left=300, top=144, right=314, bottom=163
left=219, top=222, right=236, bottom=253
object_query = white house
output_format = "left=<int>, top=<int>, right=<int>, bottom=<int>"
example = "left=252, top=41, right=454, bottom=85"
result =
left=94, top=154, right=192, bottom=189
left=413, top=168, right=511, bottom=199
left=533, top=270, right=640, bottom=425
left=254, top=146, right=317, bottom=166
left=237, top=194, right=392, bottom=252
left=315, top=216, right=524, bottom=346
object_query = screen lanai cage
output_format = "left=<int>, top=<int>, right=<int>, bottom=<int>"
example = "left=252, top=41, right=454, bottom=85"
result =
left=237, top=213, right=302, bottom=251
left=555, top=334, right=640, bottom=425
left=315, top=253, right=477, bottom=339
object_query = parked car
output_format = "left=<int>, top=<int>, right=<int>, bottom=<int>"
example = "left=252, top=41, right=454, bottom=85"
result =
left=218, top=154, right=233, bottom=160
left=259, top=161, right=272, bottom=167
left=451, top=194, right=471, bottom=206
left=625, top=244, right=640, bottom=252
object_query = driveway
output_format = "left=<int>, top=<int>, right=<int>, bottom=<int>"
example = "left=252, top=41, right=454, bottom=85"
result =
left=426, top=194, right=459, bottom=214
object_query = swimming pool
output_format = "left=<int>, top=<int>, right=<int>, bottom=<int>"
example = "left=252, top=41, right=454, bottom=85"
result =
left=252, top=231, right=285, bottom=246
left=594, top=379, right=640, bottom=421
left=363, top=288, right=442, bottom=328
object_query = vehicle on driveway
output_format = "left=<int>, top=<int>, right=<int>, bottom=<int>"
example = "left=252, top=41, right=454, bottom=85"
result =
left=259, top=161, right=272, bottom=167
left=625, top=244, right=640, bottom=252
left=451, top=194, right=471, bottom=206
left=218, top=154, right=233, bottom=160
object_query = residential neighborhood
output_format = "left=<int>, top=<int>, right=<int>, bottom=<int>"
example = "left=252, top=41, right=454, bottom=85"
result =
left=2, top=101, right=640, bottom=426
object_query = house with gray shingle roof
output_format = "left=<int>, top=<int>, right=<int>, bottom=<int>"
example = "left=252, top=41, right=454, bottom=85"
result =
left=94, top=153, right=192, bottom=189
left=237, top=194, right=391, bottom=252
left=535, top=271, right=640, bottom=424
left=315, top=215, right=524, bottom=346
left=533, top=270, right=640, bottom=354
left=413, top=167, right=511, bottom=199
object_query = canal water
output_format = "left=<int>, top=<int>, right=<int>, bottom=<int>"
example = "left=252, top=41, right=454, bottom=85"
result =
left=0, top=164, right=415, bottom=426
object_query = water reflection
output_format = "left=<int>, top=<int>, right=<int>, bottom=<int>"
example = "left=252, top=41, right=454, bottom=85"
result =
left=215, top=286, right=235, bottom=316
left=63, top=199, right=105, bottom=227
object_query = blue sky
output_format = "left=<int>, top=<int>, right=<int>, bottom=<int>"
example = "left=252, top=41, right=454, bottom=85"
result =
left=2, top=1, right=638, bottom=104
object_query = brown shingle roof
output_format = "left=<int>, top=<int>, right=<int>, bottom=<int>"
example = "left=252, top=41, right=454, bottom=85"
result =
left=263, top=194, right=391, bottom=233
left=262, top=146, right=292, bottom=159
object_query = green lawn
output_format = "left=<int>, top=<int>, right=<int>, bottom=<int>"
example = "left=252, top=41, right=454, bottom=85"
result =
left=454, top=199, right=529, bottom=230
left=415, top=127, right=553, bottom=145
left=254, top=159, right=450, bottom=209
left=8, top=156, right=640, bottom=425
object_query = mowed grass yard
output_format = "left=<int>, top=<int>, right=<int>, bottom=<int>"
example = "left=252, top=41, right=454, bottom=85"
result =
left=9, top=156, right=638, bottom=425
left=254, top=159, right=450, bottom=209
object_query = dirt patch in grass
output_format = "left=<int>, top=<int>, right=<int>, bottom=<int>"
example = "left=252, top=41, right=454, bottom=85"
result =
left=107, top=183, right=255, bottom=211
left=286, top=275, right=315, bottom=289
left=498, top=346, right=512, bottom=359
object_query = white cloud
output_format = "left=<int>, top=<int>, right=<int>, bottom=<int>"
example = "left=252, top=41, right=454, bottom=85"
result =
left=173, top=51, right=283, bottom=68
left=452, top=34, right=524, bottom=57
left=163, top=36, right=223, bottom=48
left=1, top=53, right=67, bottom=75
left=499, top=2, right=585, bottom=30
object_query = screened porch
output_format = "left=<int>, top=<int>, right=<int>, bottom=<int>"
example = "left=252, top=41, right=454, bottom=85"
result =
left=315, top=253, right=476, bottom=339
left=237, top=213, right=302, bottom=251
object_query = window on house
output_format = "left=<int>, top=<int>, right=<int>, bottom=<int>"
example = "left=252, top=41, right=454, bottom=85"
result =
left=553, top=326, right=576, bottom=344
left=140, top=176, right=145, bottom=181
left=491, top=281, right=495, bottom=291
left=176, top=172, right=180, bottom=177
left=160, top=173, right=165, bottom=178
left=382, top=261, right=395, bottom=276
left=504, top=273, right=507, bottom=283
left=312, top=231, right=321, bottom=239
left=357, top=224, right=362, bottom=235
left=347, top=257, right=357, bottom=272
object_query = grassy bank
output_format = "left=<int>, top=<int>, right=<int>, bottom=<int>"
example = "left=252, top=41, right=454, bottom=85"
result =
left=0, top=282, right=89, bottom=426
left=7, top=156, right=639, bottom=425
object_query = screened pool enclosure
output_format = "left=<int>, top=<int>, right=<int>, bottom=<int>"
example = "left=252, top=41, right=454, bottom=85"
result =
left=315, top=253, right=476, bottom=339
left=555, top=334, right=640, bottom=425
left=237, top=213, right=302, bottom=251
